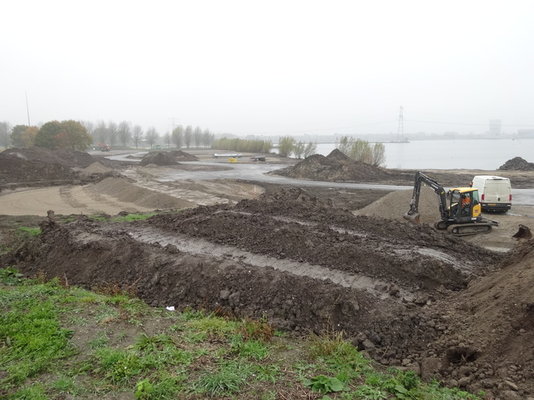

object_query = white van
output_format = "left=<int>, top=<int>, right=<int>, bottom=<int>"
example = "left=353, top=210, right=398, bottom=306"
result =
left=471, top=175, right=512, bottom=212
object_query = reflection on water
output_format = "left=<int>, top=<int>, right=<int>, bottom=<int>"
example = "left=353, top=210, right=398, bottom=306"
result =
left=315, top=139, right=534, bottom=170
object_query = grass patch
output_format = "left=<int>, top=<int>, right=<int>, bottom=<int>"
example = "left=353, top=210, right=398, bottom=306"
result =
left=16, top=226, right=41, bottom=237
left=112, top=213, right=156, bottom=222
left=0, top=272, right=483, bottom=400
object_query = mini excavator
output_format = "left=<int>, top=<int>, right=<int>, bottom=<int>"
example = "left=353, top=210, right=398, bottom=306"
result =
left=404, top=171, right=498, bottom=236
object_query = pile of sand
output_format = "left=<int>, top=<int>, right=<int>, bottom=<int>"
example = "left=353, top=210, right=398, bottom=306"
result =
left=89, top=177, right=194, bottom=209
left=499, top=156, right=534, bottom=171
left=274, top=149, right=390, bottom=182
left=355, top=185, right=441, bottom=224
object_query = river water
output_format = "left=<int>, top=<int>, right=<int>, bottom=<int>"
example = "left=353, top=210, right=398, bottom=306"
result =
left=315, top=139, right=534, bottom=170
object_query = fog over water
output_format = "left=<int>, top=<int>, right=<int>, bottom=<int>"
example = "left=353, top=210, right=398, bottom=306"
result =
left=1, top=1, right=534, bottom=136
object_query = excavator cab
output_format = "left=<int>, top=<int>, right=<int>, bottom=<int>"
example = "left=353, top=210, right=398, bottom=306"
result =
left=447, top=188, right=481, bottom=221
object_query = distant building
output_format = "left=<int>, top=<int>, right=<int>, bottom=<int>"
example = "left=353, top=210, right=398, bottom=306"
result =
left=517, top=129, right=534, bottom=138
left=489, top=119, right=502, bottom=136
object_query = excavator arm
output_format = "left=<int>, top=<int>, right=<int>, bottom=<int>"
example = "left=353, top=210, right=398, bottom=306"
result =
left=404, top=171, right=449, bottom=223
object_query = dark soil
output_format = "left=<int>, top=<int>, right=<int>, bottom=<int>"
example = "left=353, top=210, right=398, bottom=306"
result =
left=3, top=187, right=531, bottom=397
left=274, top=150, right=391, bottom=182
left=499, top=156, right=534, bottom=171
left=139, top=151, right=179, bottom=166
left=169, top=150, right=198, bottom=161
left=0, top=147, right=113, bottom=189
left=424, top=239, right=534, bottom=397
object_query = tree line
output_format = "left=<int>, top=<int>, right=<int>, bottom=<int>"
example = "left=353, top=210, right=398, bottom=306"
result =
left=277, top=137, right=317, bottom=159
left=83, top=121, right=215, bottom=149
left=0, top=120, right=216, bottom=150
left=211, top=137, right=273, bottom=153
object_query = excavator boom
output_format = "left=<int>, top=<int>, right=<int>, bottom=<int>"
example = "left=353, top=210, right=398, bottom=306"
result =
left=404, top=171, right=448, bottom=223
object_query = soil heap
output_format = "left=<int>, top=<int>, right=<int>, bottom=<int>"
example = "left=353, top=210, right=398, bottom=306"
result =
left=0, top=147, right=98, bottom=186
left=139, top=151, right=179, bottom=166
left=425, top=238, right=534, bottom=396
left=274, top=149, right=391, bottom=182
left=169, top=150, right=198, bottom=161
left=499, top=156, right=534, bottom=171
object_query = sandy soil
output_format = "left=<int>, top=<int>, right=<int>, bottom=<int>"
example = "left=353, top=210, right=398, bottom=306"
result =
left=0, top=185, right=155, bottom=216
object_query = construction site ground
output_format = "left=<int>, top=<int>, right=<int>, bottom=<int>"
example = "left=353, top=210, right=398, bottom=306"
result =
left=1, top=147, right=534, bottom=399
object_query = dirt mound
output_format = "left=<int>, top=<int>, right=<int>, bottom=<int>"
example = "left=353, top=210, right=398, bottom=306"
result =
left=8, top=219, right=441, bottom=363
left=326, top=148, right=353, bottom=163
left=274, top=151, right=390, bottom=182
left=81, top=161, right=112, bottom=175
left=139, top=151, right=179, bottom=166
left=499, top=156, right=534, bottom=171
left=424, top=239, right=534, bottom=396
left=89, top=177, right=195, bottom=210
left=149, top=190, right=499, bottom=292
left=355, top=186, right=441, bottom=224
left=0, top=147, right=98, bottom=185
left=169, top=150, right=198, bottom=161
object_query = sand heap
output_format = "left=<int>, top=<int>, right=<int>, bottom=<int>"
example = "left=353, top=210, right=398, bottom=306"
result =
left=355, top=186, right=441, bottom=225
left=89, top=177, right=194, bottom=209
left=274, top=149, right=390, bottom=182
left=0, top=147, right=97, bottom=185
left=499, top=156, right=534, bottom=171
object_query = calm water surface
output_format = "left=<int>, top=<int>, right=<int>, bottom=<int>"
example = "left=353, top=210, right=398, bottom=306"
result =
left=315, top=139, right=534, bottom=170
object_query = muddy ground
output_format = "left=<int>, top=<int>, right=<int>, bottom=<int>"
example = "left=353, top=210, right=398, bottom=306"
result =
left=5, top=188, right=532, bottom=397
left=2, top=147, right=534, bottom=398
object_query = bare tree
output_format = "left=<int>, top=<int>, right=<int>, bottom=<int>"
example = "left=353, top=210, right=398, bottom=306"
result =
left=172, top=125, right=184, bottom=148
left=107, top=122, right=118, bottom=146
left=303, top=142, right=317, bottom=158
left=202, top=129, right=212, bottom=147
left=163, top=132, right=171, bottom=148
left=117, top=121, right=131, bottom=147
left=193, top=126, right=203, bottom=148
left=371, top=143, right=386, bottom=166
left=0, top=121, right=11, bottom=148
left=184, top=125, right=193, bottom=148
left=132, top=125, right=143, bottom=149
left=278, top=136, right=296, bottom=157
left=145, top=127, right=159, bottom=149
left=293, top=141, right=305, bottom=159
left=93, top=121, right=108, bottom=144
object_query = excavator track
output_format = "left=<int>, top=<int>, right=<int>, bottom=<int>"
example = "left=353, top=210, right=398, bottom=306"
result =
left=446, top=223, right=493, bottom=236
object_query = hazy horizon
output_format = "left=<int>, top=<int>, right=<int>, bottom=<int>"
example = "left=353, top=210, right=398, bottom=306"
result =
left=2, top=0, right=534, bottom=136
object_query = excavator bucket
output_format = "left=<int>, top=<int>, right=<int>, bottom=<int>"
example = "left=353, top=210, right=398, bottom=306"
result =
left=512, top=224, right=532, bottom=240
left=403, top=211, right=420, bottom=224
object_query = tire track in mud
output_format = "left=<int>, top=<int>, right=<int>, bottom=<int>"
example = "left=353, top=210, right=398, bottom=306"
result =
left=59, top=186, right=87, bottom=208
left=125, top=226, right=408, bottom=300
left=218, top=210, right=468, bottom=270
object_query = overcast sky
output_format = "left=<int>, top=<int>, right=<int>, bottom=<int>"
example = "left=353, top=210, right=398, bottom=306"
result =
left=1, top=0, right=533, bottom=136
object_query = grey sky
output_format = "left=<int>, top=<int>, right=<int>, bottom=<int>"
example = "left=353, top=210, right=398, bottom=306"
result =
left=1, top=0, right=533, bottom=136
